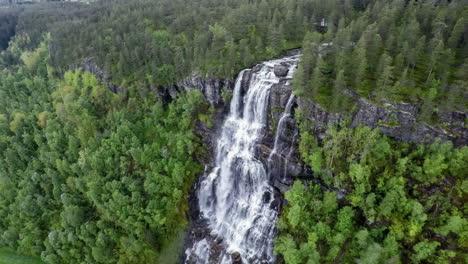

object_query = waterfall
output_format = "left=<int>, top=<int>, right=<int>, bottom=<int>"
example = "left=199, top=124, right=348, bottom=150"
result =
left=268, top=93, right=296, bottom=162
left=186, top=55, right=299, bottom=264
left=283, top=129, right=299, bottom=180
left=267, top=92, right=298, bottom=182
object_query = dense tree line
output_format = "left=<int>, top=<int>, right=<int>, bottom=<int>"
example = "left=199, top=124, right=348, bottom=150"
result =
left=293, top=0, right=467, bottom=122
left=2, top=0, right=465, bottom=120
left=1, top=0, right=379, bottom=88
left=276, top=120, right=467, bottom=263
left=0, top=40, right=209, bottom=263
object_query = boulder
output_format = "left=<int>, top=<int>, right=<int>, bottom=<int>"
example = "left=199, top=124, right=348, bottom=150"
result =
left=231, top=252, right=242, bottom=264
left=252, top=64, right=263, bottom=73
left=274, top=64, right=289, bottom=77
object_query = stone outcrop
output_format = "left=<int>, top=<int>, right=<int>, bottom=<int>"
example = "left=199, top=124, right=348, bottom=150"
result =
left=297, top=97, right=467, bottom=146
left=72, top=58, right=123, bottom=94
left=296, top=97, right=342, bottom=138
left=176, top=73, right=235, bottom=108
left=75, top=58, right=235, bottom=108
left=273, top=64, right=289, bottom=77
left=175, top=73, right=236, bottom=165
left=264, top=70, right=306, bottom=190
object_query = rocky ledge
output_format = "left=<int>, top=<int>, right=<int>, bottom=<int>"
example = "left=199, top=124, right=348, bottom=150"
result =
left=297, top=97, right=467, bottom=147
left=72, top=58, right=123, bottom=94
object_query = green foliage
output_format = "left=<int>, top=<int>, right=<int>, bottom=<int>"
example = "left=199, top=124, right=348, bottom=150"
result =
left=0, top=248, right=44, bottom=264
left=292, top=0, right=467, bottom=116
left=221, top=85, right=232, bottom=105
left=0, top=58, right=207, bottom=263
left=277, top=123, right=468, bottom=263
left=1, top=0, right=309, bottom=85
left=0, top=1, right=466, bottom=264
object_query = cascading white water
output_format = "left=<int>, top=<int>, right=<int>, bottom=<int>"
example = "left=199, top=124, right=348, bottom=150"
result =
left=186, top=55, right=299, bottom=264
left=268, top=93, right=296, bottom=161
left=283, top=129, right=298, bottom=179
left=268, top=93, right=297, bottom=181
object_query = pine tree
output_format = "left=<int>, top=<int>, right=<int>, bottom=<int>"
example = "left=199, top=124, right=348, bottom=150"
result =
left=332, top=69, right=346, bottom=112
left=447, top=16, right=466, bottom=54
left=352, top=43, right=368, bottom=95
left=293, top=32, right=319, bottom=96
left=376, top=52, right=393, bottom=99
left=426, top=39, right=444, bottom=82
left=419, top=79, right=439, bottom=123
left=310, top=56, right=325, bottom=98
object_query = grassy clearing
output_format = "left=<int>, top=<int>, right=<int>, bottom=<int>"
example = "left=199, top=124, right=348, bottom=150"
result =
left=0, top=248, right=44, bottom=264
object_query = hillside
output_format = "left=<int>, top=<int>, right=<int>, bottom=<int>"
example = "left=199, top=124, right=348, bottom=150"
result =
left=0, top=1, right=466, bottom=264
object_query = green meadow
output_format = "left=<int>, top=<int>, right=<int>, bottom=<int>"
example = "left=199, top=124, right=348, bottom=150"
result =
left=0, top=248, right=44, bottom=264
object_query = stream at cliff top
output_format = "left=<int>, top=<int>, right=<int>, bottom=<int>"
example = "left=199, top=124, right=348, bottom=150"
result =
left=185, top=55, right=300, bottom=264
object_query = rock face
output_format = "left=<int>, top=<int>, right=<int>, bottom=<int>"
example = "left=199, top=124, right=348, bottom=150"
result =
left=75, top=58, right=235, bottom=109
left=72, top=58, right=123, bottom=94
left=265, top=78, right=305, bottom=188
left=177, top=74, right=236, bottom=162
left=176, top=73, right=235, bottom=108
left=296, top=97, right=342, bottom=138
left=297, top=97, right=468, bottom=146
left=273, top=64, right=289, bottom=77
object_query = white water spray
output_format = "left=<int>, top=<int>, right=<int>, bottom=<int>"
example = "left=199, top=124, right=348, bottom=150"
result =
left=186, top=55, right=299, bottom=264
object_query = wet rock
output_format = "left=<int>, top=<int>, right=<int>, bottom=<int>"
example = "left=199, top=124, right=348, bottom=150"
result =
left=194, top=107, right=227, bottom=164
left=240, top=70, right=253, bottom=96
left=273, top=179, right=290, bottom=193
left=262, top=191, right=271, bottom=203
left=274, top=64, right=289, bottom=77
left=269, top=83, right=289, bottom=107
left=285, top=161, right=304, bottom=178
left=186, top=255, right=197, bottom=264
left=270, top=188, right=283, bottom=211
left=212, top=243, right=224, bottom=256
left=231, top=252, right=242, bottom=264
left=252, top=64, right=263, bottom=73
left=256, top=144, right=273, bottom=159
left=269, top=83, right=293, bottom=123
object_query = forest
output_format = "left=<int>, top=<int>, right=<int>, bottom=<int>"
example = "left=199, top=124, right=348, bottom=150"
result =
left=276, top=121, right=467, bottom=263
left=0, top=0, right=466, bottom=263
left=0, top=40, right=209, bottom=262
